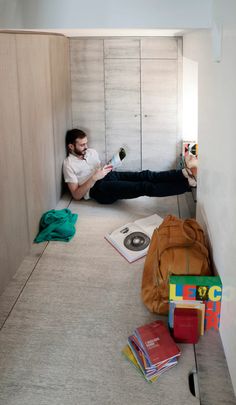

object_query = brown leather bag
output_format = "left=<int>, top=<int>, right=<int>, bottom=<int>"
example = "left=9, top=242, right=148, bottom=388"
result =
left=141, top=215, right=211, bottom=315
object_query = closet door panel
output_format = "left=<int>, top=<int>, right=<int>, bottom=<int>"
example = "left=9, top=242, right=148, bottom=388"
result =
left=50, top=36, right=72, bottom=200
left=141, top=59, right=178, bottom=171
left=70, top=39, right=105, bottom=160
left=141, top=37, right=178, bottom=59
left=105, top=58, right=141, bottom=171
left=0, top=34, right=29, bottom=294
left=104, top=38, right=140, bottom=59
left=16, top=34, right=56, bottom=243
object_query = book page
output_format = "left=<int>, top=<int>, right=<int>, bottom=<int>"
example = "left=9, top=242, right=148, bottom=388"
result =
left=134, top=214, right=163, bottom=237
left=105, top=222, right=151, bottom=262
left=109, top=222, right=144, bottom=239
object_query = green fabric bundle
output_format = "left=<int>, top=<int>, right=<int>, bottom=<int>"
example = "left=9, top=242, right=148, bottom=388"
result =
left=34, top=208, right=78, bottom=243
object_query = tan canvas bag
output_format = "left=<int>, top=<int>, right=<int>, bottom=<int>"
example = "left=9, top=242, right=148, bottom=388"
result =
left=141, top=215, right=212, bottom=315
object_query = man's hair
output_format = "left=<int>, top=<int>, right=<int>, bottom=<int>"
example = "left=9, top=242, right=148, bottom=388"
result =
left=65, top=128, right=87, bottom=148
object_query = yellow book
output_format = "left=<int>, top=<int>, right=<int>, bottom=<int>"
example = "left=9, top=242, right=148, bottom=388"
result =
left=122, top=345, right=158, bottom=383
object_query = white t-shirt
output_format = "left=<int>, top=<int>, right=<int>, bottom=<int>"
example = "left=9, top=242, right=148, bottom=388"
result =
left=63, top=149, right=101, bottom=199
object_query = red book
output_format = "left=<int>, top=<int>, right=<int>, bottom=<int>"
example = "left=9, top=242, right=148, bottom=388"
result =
left=135, top=320, right=180, bottom=367
left=173, top=308, right=199, bottom=344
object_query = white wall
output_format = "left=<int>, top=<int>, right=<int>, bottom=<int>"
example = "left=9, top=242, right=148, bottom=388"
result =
left=1, top=0, right=212, bottom=29
left=0, top=0, right=23, bottom=28
left=183, top=0, right=236, bottom=394
left=182, top=57, right=198, bottom=141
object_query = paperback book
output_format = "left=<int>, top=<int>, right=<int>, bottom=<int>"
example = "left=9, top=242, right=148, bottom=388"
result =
left=123, top=320, right=181, bottom=382
left=105, top=214, right=163, bottom=263
left=122, top=344, right=158, bottom=383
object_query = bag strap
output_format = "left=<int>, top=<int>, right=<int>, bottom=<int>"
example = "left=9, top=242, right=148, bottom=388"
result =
left=158, top=219, right=209, bottom=259
left=182, top=219, right=210, bottom=259
left=152, top=229, right=162, bottom=285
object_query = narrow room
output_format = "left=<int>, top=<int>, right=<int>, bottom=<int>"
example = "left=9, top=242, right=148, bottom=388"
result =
left=0, top=1, right=235, bottom=404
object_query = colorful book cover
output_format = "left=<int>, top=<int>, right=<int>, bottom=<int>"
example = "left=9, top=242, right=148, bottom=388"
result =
left=134, top=320, right=180, bottom=366
left=182, top=141, right=198, bottom=157
left=169, top=275, right=222, bottom=331
left=127, top=337, right=178, bottom=381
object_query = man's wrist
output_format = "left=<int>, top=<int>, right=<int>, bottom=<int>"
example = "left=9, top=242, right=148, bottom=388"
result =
left=91, top=175, right=96, bottom=186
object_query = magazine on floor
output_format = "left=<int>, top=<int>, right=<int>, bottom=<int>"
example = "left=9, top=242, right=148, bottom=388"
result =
left=105, top=214, right=163, bottom=263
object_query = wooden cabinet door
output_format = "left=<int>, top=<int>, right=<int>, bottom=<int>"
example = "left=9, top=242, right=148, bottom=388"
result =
left=141, top=38, right=181, bottom=172
left=50, top=35, right=71, bottom=201
left=70, top=39, right=105, bottom=161
left=104, top=39, right=141, bottom=170
left=0, top=34, right=29, bottom=294
left=104, top=58, right=141, bottom=170
left=141, top=59, right=178, bottom=171
left=16, top=34, right=57, bottom=242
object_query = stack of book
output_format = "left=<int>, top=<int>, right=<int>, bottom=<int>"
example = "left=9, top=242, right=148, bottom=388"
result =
left=122, top=320, right=181, bottom=382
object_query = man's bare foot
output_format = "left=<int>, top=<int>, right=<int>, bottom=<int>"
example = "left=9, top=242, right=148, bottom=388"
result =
left=184, top=155, right=198, bottom=179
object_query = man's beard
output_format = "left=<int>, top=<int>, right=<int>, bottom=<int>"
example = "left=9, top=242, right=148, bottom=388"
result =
left=73, top=148, right=87, bottom=158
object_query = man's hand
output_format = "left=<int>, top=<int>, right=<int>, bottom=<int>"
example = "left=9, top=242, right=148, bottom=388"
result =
left=92, top=165, right=113, bottom=181
left=67, top=165, right=113, bottom=201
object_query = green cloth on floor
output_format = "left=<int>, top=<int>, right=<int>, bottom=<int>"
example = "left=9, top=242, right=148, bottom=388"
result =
left=34, top=208, right=78, bottom=243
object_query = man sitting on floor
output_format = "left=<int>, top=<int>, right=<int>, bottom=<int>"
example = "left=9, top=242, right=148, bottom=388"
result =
left=63, top=128, right=197, bottom=204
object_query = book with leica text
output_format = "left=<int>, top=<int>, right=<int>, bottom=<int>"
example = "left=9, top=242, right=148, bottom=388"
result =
left=169, top=275, right=222, bottom=331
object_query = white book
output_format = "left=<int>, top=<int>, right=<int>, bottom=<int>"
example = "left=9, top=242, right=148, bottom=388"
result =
left=107, top=147, right=126, bottom=169
left=105, top=214, right=163, bottom=263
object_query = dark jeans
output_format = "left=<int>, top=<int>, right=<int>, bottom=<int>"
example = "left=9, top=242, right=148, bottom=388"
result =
left=89, top=169, right=190, bottom=204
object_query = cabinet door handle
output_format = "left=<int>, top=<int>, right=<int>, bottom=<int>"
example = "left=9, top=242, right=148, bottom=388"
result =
left=134, top=114, right=139, bottom=117
left=144, top=114, right=148, bottom=117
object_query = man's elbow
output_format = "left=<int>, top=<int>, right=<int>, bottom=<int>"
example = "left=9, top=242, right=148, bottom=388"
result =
left=67, top=183, right=83, bottom=201
left=71, top=190, right=83, bottom=201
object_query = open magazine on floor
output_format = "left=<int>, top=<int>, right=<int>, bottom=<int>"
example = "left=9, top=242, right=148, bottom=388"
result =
left=105, top=214, right=163, bottom=263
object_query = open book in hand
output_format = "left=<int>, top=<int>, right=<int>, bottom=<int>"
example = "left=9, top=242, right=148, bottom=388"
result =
left=107, top=147, right=126, bottom=169
left=105, top=214, right=163, bottom=263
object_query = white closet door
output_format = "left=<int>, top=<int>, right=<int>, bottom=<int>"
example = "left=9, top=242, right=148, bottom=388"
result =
left=70, top=39, right=105, bottom=160
left=104, top=58, right=141, bottom=171
left=141, top=59, right=178, bottom=171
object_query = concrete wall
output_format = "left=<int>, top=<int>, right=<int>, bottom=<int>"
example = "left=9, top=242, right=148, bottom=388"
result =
left=183, top=0, right=236, bottom=394
left=1, top=0, right=212, bottom=29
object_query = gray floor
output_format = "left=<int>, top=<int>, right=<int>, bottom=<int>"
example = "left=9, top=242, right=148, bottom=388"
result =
left=0, top=194, right=203, bottom=405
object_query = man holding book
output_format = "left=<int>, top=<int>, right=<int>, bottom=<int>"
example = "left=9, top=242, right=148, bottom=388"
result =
left=63, top=128, right=197, bottom=204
